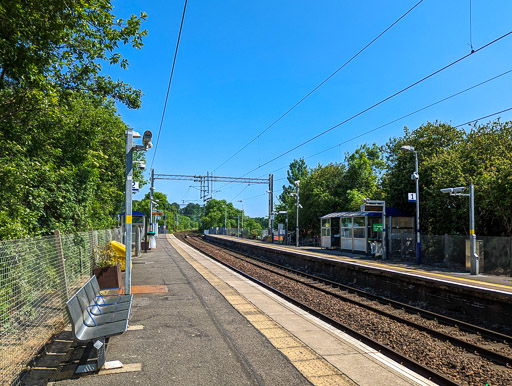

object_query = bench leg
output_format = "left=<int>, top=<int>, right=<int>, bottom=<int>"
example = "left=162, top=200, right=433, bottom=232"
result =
left=75, top=337, right=107, bottom=373
left=96, top=337, right=106, bottom=369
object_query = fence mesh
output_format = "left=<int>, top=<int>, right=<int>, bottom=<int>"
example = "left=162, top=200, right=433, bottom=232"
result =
left=0, top=228, right=122, bottom=385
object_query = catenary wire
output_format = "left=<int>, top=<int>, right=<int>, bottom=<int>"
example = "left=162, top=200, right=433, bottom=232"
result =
left=212, top=0, right=424, bottom=173
left=239, top=107, right=512, bottom=208
left=217, top=68, right=512, bottom=195
left=239, top=29, right=512, bottom=178
left=150, top=0, right=188, bottom=169
left=453, top=106, right=512, bottom=128
left=303, top=69, right=512, bottom=161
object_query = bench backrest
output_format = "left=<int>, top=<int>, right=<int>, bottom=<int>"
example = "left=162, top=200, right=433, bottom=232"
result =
left=66, top=276, right=99, bottom=339
left=66, top=294, right=87, bottom=341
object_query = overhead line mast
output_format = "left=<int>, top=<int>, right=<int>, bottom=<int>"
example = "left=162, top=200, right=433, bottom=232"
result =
left=151, top=172, right=274, bottom=236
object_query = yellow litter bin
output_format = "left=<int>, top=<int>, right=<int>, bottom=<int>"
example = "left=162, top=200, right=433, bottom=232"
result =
left=110, top=241, right=132, bottom=271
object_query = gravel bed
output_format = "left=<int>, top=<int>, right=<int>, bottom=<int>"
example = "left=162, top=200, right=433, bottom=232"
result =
left=184, top=235, right=512, bottom=385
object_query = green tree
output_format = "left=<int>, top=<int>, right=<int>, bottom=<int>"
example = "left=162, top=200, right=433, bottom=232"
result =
left=382, top=120, right=512, bottom=236
left=0, top=0, right=147, bottom=109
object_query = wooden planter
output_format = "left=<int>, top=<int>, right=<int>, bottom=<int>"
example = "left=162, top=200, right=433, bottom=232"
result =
left=93, top=264, right=121, bottom=289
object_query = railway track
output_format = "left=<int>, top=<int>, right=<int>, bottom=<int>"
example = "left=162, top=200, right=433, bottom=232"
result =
left=177, top=232, right=512, bottom=385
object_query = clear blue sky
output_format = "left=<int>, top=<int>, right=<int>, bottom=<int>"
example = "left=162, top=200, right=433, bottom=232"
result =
left=109, top=0, right=512, bottom=218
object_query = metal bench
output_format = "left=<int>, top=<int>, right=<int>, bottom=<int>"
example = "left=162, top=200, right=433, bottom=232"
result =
left=66, top=276, right=133, bottom=373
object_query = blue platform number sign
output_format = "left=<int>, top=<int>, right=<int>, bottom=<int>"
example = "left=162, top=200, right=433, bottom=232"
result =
left=408, top=192, right=416, bottom=202
left=132, top=181, right=139, bottom=192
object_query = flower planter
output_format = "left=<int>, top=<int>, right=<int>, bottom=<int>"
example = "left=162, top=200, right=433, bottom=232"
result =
left=93, top=264, right=121, bottom=289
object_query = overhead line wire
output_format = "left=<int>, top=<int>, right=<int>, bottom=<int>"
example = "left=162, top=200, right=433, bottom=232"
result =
left=212, top=0, right=424, bottom=173
left=454, top=106, right=512, bottom=128
left=150, top=0, right=188, bottom=170
left=304, top=68, right=512, bottom=160
left=215, top=68, right=512, bottom=196
left=239, top=107, right=512, bottom=205
left=240, top=29, right=512, bottom=178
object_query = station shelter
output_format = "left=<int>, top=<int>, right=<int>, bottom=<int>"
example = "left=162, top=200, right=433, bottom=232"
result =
left=320, top=208, right=413, bottom=256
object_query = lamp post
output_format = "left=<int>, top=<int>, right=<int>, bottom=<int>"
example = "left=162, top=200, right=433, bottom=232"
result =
left=277, top=210, right=288, bottom=244
left=238, top=200, right=244, bottom=238
left=440, top=184, right=479, bottom=274
left=224, top=205, right=227, bottom=235
left=401, top=145, right=421, bottom=265
left=125, top=129, right=152, bottom=295
left=289, top=181, right=301, bottom=247
left=237, top=215, right=240, bottom=237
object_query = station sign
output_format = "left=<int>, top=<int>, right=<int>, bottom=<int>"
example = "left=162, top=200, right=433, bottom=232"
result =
left=373, top=224, right=383, bottom=232
left=364, top=204, right=383, bottom=212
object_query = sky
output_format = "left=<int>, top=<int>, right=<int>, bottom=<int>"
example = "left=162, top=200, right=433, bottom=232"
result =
left=108, top=0, right=512, bottom=218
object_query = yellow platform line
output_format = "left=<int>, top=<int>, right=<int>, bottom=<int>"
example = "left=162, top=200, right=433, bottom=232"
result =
left=168, top=235, right=356, bottom=386
left=214, top=236, right=512, bottom=291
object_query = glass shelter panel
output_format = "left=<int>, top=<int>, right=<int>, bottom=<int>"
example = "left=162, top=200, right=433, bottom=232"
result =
left=353, top=217, right=365, bottom=227
left=341, top=218, right=353, bottom=228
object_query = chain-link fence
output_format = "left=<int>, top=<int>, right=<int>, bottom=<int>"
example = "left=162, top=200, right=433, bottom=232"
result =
left=0, top=228, right=122, bottom=385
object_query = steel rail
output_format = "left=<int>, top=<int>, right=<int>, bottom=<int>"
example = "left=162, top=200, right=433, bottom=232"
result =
left=210, top=241, right=512, bottom=367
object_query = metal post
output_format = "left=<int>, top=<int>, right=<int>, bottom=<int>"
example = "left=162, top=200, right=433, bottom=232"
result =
left=54, top=229, right=69, bottom=318
left=469, top=183, right=479, bottom=275
left=125, top=129, right=133, bottom=295
left=286, top=212, right=289, bottom=245
left=241, top=208, right=244, bottom=238
left=237, top=215, right=240, bottom=237
left=224, top=206, right=227, bottom=235
left=163, top=203, right=167, bottom=234
left=269, top=174, right=274, bottom=243
left=380, top=201, right=386, bottom=260
left=150, top=169, right=154, bottom=232
left=296, top=184, right=300, bottom=247
left=414, top=151, right=421, bottom=264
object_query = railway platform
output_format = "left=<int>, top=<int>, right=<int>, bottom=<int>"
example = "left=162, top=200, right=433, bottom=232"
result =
left=205, top=234, right=512, bottom=335
left=36, top=234, right=435, bottom=385
left=207, top=234, right=512, bottom=292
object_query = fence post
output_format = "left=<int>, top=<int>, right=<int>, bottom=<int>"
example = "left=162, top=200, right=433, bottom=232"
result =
left=88, top=228, right=96, bottom=272
left=54, top=230, right=69, bottom=317
left=510, top=236, right=512, bottom=277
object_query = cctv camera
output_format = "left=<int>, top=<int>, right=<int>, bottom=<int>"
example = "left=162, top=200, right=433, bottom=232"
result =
left=143, top=130, right=153, bottom=148
left=411, top=171, right=419, bottom=180
left=134, top=161, right=146, bottom=170
left=440, top=186, right=466, bottom=194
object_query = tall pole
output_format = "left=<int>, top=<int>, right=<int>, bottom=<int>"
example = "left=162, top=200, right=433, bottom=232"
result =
left=269, top=174, right=274, bottom=243
left=150, top=168, right=154, bottom=233
left=382, top=201, right=386, bottom=260
left=125, top=129, right=133, bottom=295
left=295, top=184, right=300, bottom=247
left=286, top=212, right=289, bottom=245
left=469, top=183, right=479, bottom=275
left=238, top=200, right=244, bottom=238
left=414, top=151, right=421, bottom=264
left=164, top=203, right=167, bottom=234
left=224, top=206, right=227, bottom=235
left=237, top=215, right=240, bottom=237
